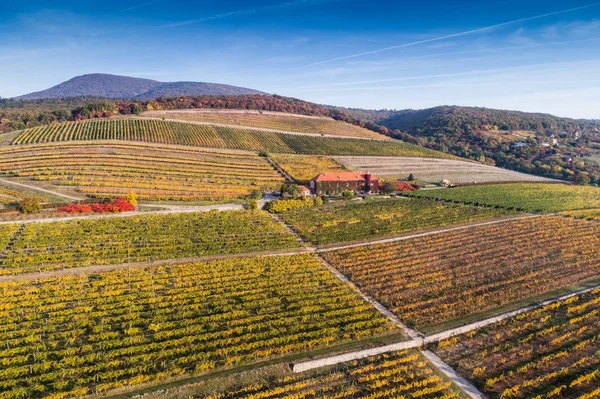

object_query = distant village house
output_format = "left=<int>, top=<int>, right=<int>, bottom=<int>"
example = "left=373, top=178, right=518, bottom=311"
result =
left=298, top=185, right=311, bottom=197
left=310, top=172, right=379, bottom=195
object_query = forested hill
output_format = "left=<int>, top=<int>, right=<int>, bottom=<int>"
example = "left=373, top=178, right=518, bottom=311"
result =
left=14, top=74, right=265, bottom=101
left=337, top=105, right=600, bottom=185
left=378, top=106, right=599, bottom=137
left=3, top=95, right=600, bottom=184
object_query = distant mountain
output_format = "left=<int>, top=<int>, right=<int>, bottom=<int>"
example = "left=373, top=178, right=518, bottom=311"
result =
left=14, top=73, right=265, bottom=100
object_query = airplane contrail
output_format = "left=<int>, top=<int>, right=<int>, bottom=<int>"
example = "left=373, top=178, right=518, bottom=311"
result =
left=161, top=0, right=341, bottom=28
left=300, top=2, right=600, bottom=68
left=121, top=0, right=162, bottom=12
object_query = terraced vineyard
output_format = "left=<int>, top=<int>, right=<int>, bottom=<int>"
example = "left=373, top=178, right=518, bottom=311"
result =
left=335, top=156, right=555, bottom=184
left=406, top=183, right=600, bottom=212
left=323, top=216, right=600, bottom=331
left=270, top=154, right=348, bottom=182
left=279, top=198, right=511, bottom=246
left=0, top=253, right=397, bottom=398
left=562, top=208, right=600, bottom=220
left=12, top=119, right=451, bottom=157
left=0, top=187, right=46, bottom=207
left=0, top=224, right=19, bottom=250
left=192, top=350, right=464, bottom=399
left=432, top=288, right=600, bottom=399
left=0, top=210, right=300, bottom=275
left=143, top=110, right=390, bottom=140
left=0, top=142, right=283, bottom=201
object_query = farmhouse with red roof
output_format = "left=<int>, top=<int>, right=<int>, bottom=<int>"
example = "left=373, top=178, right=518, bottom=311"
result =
left=309, top=172, right=379, bottom=195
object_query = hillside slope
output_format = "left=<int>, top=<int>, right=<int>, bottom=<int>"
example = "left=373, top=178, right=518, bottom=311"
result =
left=355, top=105, right=600, bottom=184
left=11, top=118, right=451, bottom=158
left=14, top=73, right=265, bottom=100
left=142, top=110, right=390, bottom=140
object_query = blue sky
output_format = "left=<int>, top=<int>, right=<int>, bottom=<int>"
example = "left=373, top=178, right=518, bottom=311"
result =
left=1, top=0, right=599, bottom=118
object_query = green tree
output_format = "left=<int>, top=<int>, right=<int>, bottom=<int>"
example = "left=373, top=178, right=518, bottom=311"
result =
left=280, top=183, right=300, bottom=198
left=245, top=199, right=258, bottom=210
left=342, top=190, right=353, bottom=200
left=249, top=190, right=263, bottom=200
left=575, top=172, right=591, bottom=185
left=19, top=198, right=43, bottom=214
left=380, top=182, right=396, bottom=194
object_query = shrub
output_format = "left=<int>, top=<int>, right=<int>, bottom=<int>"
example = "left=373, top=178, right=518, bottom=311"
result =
left=58, top=198, right=135, bottom=214
left=126, top=192, right=138, bottom=207
left=396, top=182, right=417, bottom=192
left=342, top=190, right=353, bottom=200
left=249, top=190, right=263, bottom=200
left=380, top=182, right=396, bottom=194
left=245, top=199, right=258, bottom=210
left=265, top=198, right=315, bottom=213
left=19, top=198, right=43, bottom=214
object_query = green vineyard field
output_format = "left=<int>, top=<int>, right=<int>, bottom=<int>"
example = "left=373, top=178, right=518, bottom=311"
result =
left=11, top=119, right=451, bottom=158
left=191, top=350, right=464, bottom=399
left=432, top=288, right=600, bottom=399
left=0, top=254, right=396, bottom=398
left=323, top=216, right=600, bottom=331
left=0, top=142, right=283, bottom=201
left=405, top=183, right=600, bottom=213
left=0, top=210, right=300, bottom=275
left=279, top=198, right=511, bottom=245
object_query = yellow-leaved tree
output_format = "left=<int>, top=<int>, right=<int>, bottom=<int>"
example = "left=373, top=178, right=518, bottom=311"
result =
left=126, top=192, right=138, bottom=207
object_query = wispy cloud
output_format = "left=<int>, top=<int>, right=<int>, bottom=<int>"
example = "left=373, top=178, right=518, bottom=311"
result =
left=160, top=0, right=340, bottom=28
left=121, top=0, right=162, bottom=12
left=290, top=59, right=600, bottom=91
left=299, top=2, right=600, bottom=68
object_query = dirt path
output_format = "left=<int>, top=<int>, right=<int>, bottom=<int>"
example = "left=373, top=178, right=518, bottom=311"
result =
left=143, top=109, right=336, bottom=121
left=0, top=248, right=312, bottom=282
left=290, top=282, right=600, bottom=374
left=317, top=214, right=541, bottom=253
left=317, top=255, right=421, bottom=340
left=0, top=178, right=83, bottom=201
left=136, top=116, right=389, bottom=142
left=0, top=203, right=245, bottom=226
left=422, top=351, right=486, bottom=399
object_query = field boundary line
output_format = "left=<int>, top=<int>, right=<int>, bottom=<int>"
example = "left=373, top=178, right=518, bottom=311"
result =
left=422, top=351, right=487, bottom=399
left=423, top=283, right=600, bottom=344
left=136, top=116, right=391, bottom=142
left=0, top=178, right=83, bottom=201
left=317, top=214, right=541, bottom=253
left=291, top=339, right=421, bottom=373
left=291, top=282, right=600, bottom=372
left=0, top=247, right=312, bottom=282
left=316, top=254, right=421, bottom=339
left=142, top=109, right=336, bottom=121
left=0, top=203, right=245, bottom=226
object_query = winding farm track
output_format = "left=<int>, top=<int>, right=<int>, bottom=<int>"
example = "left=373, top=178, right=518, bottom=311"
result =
left=135, top=116, right=390, bottom=142
left=0, top=178, right=83, bottom=201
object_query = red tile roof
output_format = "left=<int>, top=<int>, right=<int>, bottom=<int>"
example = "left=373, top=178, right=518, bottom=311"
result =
left=299, top=185, right=311, bottom=193
left=313, top=172, right=372, bottom=182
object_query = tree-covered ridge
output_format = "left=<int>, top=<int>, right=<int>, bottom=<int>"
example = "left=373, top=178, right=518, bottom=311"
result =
left=375, top=106, right=600, bottom=184
left=0, top=95, right=390, bottom=136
